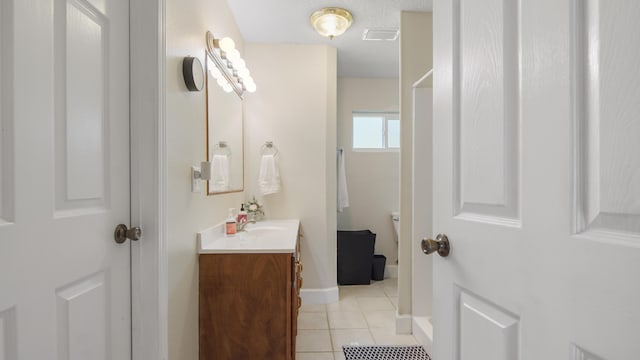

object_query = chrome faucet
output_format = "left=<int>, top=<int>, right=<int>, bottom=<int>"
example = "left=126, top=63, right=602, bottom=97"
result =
left=236, top=218, right=256, bottom=232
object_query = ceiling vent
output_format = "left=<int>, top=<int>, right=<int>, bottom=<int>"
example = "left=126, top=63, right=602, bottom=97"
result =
left=362, top=28, right=399, bottom=41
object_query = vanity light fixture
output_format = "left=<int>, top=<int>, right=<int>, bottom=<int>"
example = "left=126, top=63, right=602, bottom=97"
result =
left=310, top=7, right=353, bottom=40
left=206, top=31, right=256, bottom=95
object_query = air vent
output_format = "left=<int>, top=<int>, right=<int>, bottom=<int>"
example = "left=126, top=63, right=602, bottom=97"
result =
left=362, top=28, right=399, bottom=41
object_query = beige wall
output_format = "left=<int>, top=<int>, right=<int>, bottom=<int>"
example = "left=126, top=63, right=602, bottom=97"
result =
left=337, top=78, right=400, bottom=263
left=165, top=0, right=245, bottom=359
left=399, top=12, right=433, bottom=319
left=244, top=44, right=338, bottom=291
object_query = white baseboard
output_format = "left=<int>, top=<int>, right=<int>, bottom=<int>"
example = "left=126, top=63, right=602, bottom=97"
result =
left=395, top=312, right=413, bottom=334
left=385, top=265, right=398, bottom=278
left=300, top=286, right=339, bottom=305
left=412, top=316, right=433, bottom=354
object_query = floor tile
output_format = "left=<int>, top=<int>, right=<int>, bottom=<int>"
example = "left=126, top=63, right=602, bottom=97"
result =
left=370, top=327, right=418, bottom=346
left=296, top=352, right=335, bottom=360
left=326, top=297, right=360, bottom=312
left=298, top=311, right=329, bottom=330
left=383, top=286, right=398, bottom=297
left=363, top=310, right=396, bottom=328
left=382, top=278, right=398, bottom=287
left=356, top=297, right=395, bottom=311
left=388, top=296, right=399, bottom=308
left=330, top=329, right=375, bottom=350
left=298, top=278, right=420, bottom=356
left=339, top=285, right=387, bottom=298
left=334, top=351, right=346, bottom=360
left=300, top=303, right=327, bottom=313
left=328, top=311, right=368, bottom=329
left=297, top=329, right=333, bottom=352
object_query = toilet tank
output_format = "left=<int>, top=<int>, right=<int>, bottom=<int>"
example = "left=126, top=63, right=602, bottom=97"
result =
left=391, top=211, right=400, bottom=237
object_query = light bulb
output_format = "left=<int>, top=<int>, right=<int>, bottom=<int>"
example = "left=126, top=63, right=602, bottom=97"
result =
left=233, top=58, right=246, bottom=71
left=245, top=80, right=257, bottom=93
left=320, top=17, right=339, bottom=37
left=237, top=68, right=250, bottom=79
left=222, top=83, right=233, bottom=93
left=216, top=78, right=227, bottom=87
left=226, top=49, right=240, bottom=63
left=218, top=37, right=235, bottom=53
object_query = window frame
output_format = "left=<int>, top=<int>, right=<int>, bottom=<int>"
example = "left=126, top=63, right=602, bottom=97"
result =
left=351, top=111, right=400, bottom=152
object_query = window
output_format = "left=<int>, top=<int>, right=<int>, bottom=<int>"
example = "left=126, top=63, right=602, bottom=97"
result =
left=352, top=112, right=400, bottom=151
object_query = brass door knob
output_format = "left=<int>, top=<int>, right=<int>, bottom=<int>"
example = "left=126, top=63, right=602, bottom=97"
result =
left=421, top=234, right=451, bottom=257
left=114, top=224, right=142, bottom=244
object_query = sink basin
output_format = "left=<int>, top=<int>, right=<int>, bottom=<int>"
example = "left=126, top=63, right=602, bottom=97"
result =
left=244, top=225, right=287, bottom=232
left=240, top=225, right=288, bottom=240
left=198, top=219, right=300, bottom=254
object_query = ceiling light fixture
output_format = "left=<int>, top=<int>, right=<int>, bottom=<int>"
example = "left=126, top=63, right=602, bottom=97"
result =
left=310, top=7, right=353, bottom=40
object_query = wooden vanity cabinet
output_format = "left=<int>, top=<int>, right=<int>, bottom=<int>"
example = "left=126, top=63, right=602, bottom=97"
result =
left=199, top=243, right=301, bottom=360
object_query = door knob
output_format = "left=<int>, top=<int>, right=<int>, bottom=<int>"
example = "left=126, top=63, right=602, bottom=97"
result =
left=421, top=234, right=450, bottom=257
left=114, top=224, right=142, bottom=244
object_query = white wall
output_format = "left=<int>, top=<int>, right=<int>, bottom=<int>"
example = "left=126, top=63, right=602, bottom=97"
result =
left=398, top=12, right=433, bottom=325
left=412, top=85, right=434, bottom=348
left=337, top=78, right=400, bottom=264
left=165, top=0, right=245, bottom=359
left=245, top=43, right=338, bottom=293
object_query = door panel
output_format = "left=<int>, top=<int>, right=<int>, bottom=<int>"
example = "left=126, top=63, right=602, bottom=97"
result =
left=459, top=291, right=518, bottom=360
left=0, top=307, right=17, bottom=360
left=57, top=0, right=109, bottom=207
left=0, top=0, right=130, bottom=358
left=56, top=272, right=109, bottom=360
left=456, top=0, right=519, bottom=223
left=575, top=0, right=640, bottom=236
left=0, top=0, right=14, bottom=226
left=433, top=0, right=640, bottom=359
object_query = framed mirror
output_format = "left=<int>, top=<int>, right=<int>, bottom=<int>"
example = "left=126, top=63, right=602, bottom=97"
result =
left=205, top=43, right=244, bottom=195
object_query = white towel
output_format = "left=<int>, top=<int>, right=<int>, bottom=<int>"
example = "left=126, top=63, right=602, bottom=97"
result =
left=210, top=154, right=230, bottom=191
left=258, top=154, right=281, bottom=195
left=337, top=149, right=349, bottom=212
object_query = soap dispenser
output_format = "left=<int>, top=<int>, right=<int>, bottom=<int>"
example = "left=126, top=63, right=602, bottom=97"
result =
left=237, top=204, right=248, bottom=224
left=225, top=208, right=237, bottom=236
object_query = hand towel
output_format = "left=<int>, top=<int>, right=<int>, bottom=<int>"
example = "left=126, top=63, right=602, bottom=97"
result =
left=210, top=154, right=230, bottom=191
left=337, top=149, right=349, bottom=211
left=258, top=154, right=281, bottom=195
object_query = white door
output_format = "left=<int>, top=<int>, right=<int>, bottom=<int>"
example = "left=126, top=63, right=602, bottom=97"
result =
left=431, top=0, right=640, bottom=359
left=0, top=0, right=131, bottom=358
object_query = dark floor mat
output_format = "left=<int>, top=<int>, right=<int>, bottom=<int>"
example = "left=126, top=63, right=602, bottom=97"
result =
left=343, top=345, right=431, bottom=360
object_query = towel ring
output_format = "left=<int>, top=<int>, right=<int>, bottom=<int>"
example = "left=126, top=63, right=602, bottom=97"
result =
left=261, top=141, right=278, bottom=156
left=212, top=141, right=232, bottom=156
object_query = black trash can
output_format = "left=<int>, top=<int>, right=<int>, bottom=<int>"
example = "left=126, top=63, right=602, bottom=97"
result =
left=337, top=230, right=376, bottom=285
left=371, top=255, right=386, bottom=281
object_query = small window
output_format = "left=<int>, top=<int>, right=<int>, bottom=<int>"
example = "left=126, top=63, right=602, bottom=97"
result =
left=352, top=112, right=400, bottom=151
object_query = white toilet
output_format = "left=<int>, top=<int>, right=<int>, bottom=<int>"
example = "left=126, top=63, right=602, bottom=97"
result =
left=391, top=211, right=400, bottom=265
left=391, top=211, right=400, bottom=241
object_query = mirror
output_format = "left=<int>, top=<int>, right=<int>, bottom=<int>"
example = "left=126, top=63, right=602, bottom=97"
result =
left=205, top=48, right=244, bottom=194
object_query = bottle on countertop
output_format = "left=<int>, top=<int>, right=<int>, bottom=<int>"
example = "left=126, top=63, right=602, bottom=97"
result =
left=225, top=208, right=237, bottom=236
left=237, top=204, right=248, bottom=224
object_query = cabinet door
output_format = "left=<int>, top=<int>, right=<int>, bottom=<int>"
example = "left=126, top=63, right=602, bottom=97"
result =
left=200, top=253, right=291, bottom=360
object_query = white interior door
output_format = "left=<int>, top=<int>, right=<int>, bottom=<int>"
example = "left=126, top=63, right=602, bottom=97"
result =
left=431, top=0, right=640, bottom=359
left=0, top=0, right=131, bottom=358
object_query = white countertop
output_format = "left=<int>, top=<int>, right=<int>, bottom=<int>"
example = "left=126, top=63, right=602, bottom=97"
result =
left=197, top=219, right=300, bottom=254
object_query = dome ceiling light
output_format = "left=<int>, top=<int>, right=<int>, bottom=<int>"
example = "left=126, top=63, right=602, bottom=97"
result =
left=310, top=7, right=353, bottom=40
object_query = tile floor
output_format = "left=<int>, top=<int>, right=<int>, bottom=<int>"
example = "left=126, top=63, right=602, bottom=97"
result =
left=296, top=278, right=418, bottom=360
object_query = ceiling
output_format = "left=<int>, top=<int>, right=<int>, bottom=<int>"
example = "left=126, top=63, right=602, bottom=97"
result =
left=226, top=0, right=433, bottom=78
